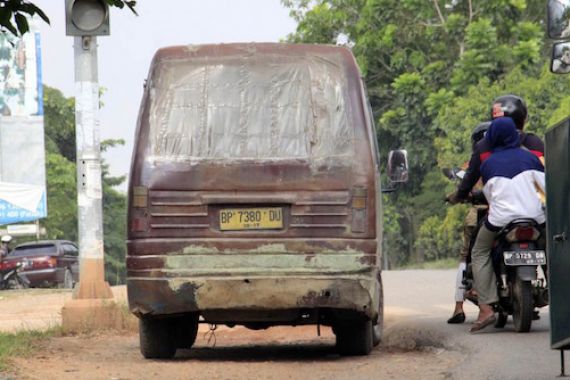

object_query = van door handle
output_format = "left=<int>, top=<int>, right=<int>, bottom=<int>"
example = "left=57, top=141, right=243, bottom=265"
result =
left=553, top=232, right=567, bottom=242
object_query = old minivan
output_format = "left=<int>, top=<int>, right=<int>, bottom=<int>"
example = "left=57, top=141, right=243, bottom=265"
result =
left=127, top=43, right=407, bottom=359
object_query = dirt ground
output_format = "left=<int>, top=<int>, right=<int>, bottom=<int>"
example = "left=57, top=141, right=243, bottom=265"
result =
left=9, top=325, right=461, bottom=380
left=1, top=287, right=464, bottom=380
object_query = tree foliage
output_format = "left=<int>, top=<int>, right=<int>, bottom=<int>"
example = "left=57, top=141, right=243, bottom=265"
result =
left=283, top=0, right=569, bottom=265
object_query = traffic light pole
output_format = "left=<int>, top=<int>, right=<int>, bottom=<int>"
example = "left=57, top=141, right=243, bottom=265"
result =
left=62, top=35, right=119, bottom=333
left=61, top=0, right=124, bottom=333
left=71, top=35, right=113, bottom=299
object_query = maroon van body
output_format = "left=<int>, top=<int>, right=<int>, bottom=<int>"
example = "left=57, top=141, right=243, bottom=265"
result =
left=127, top=43, right=385, bottom=357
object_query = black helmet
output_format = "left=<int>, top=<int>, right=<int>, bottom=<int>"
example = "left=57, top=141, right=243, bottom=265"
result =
left=490, top=95, right=528, bottom=130
left=471, top=121, right=491, bottom=147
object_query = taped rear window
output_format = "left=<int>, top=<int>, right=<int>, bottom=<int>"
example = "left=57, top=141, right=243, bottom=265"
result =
left=147, top=49, right=355, bottom=162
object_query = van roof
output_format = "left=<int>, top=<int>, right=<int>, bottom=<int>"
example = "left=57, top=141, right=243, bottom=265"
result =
left=150, top=42, right=359, bottom=73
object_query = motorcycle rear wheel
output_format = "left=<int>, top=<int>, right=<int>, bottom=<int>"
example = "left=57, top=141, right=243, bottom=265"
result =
left=495, top=310, right=508, bottom=328
left=512, top=278, right=533, bottom=333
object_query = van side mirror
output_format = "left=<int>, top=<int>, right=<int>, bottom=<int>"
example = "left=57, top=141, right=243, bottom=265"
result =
left=548, top=0, right=570, bottom=39
left=387, top=149, right=409, bottom=183
left=551, top=42, right=570, bottom=74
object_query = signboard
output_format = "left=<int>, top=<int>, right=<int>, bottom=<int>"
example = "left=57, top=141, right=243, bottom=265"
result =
left=7, top=223, right=38, bottom=236
left=545, top=118, right=570, bottom=350
left=0, top=24, right=47, bottom=225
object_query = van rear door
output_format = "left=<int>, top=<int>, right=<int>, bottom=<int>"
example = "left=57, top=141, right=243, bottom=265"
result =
left=129, top=44, right=377, bottom=241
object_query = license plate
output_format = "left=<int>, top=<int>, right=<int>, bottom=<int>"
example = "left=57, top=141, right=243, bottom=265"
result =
left=504, top=250, right=546, bottom=266
left=219, top=208, right=283, bottom=231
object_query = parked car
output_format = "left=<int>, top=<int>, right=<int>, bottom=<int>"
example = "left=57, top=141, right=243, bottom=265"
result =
left=1, top=240, right=79, bottom=288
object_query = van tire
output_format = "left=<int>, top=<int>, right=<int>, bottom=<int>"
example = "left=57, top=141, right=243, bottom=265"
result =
left=139, top=317, right=177, bottom=359
left=372, top=276, right=384, bottom=347
left=175, top=314, right=199, bottom=349
left=335, top=319, right=373, bottom=356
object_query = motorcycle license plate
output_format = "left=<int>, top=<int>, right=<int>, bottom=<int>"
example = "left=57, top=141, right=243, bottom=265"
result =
left=503, top=250, right=546, bottom=266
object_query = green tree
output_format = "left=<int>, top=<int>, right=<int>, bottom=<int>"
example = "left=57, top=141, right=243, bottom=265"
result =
left=43, top=152, right=77, bottom=241
left=284, top=0, right=568, bottom=264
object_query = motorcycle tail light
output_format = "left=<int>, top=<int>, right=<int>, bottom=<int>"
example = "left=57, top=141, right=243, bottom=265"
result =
left=505, top=226, right=540, bottom=242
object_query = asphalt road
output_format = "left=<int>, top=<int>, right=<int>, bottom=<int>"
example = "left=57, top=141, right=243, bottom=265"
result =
left=384, top=270, right=561, bottom=380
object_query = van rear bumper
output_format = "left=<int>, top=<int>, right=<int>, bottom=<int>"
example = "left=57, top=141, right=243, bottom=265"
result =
left=127, top=274, right=379, bottom=321
left=127, top=238, right=380, bottom=321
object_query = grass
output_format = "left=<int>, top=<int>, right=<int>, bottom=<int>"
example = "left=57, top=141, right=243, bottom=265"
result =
left=0, top=327, right=61, bottom=372
left=0, top=288, right=71, bottom=301
left=397, top=257, right=458, bottom=270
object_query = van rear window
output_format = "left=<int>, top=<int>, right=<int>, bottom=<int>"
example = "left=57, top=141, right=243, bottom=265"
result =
left=148, top=50, right=355, bottom=162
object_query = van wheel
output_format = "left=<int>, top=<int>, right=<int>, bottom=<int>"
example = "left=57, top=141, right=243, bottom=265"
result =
left=139, top=317, right=177, bottom=359
left=372, top=278, right=384, bottom=347
left=175, top=314, right=199, bottom=349
left=335, top=319, right=373, bottom=356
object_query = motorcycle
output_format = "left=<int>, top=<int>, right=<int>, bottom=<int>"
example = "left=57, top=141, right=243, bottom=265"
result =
left=0, top=260, right=30, bottom=290
left=443, top=168, right=548, bottom=332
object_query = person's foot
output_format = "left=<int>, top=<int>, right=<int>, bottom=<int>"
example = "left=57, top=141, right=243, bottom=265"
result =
left=447, top=312, right=466, bottom=324
left=469, top=314, right=496, bottom=333
left=470, top=305, right=495, bottom=333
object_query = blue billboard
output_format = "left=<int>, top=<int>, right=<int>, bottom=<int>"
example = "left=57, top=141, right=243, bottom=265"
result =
left=0, top=27, right=47, bottom=225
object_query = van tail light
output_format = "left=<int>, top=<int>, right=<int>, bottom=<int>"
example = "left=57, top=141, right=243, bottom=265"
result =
left=505, top=226, right=540, bottom=242
left=130, top=209, right=149, bottom=233
left=351, top=187, right=367, bottom=233
left=131, top=215, right=148, bottom=232
left=131, top=186, right=149, bottom=232
left=132, top=186, right=148, bottom=208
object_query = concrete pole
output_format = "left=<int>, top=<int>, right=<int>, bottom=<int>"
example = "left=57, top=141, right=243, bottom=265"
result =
left=71, top=35, right=112, bottom=299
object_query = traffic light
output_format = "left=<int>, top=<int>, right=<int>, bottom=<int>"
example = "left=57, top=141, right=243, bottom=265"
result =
left=65, top=0, right=110, bottom=36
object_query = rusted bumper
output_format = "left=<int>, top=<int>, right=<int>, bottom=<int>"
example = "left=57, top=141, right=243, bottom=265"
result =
left=127, top=239, right=380, bottom=321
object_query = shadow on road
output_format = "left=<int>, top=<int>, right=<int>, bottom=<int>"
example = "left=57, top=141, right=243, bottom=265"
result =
left=172, top=342, right=350, bottom=362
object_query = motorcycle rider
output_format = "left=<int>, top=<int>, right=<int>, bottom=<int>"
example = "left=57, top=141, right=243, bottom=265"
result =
left=446, top=95, right=546, bottom=331
left=447, top=121, right=490, bottom=324
left=468, top=116, right=545, bottom=332
left=447, top=95, right=545, bottom=206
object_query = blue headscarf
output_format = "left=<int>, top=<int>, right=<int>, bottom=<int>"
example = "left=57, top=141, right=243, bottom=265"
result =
left=485, top=117, right=520, bottom=152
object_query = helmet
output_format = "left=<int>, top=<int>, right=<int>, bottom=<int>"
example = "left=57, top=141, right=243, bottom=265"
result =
left=471, top=121, right=491, bottom=146
left=490, top=95, right=528, bottom=130
left=1, top=235, right=12, bottom=243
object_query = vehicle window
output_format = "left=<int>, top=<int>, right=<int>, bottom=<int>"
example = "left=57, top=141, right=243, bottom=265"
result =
left=10, top=244, right=57, bottom=257
left=148, top=51, right=354, bottom=162
left=63, top=244, right=79, bottom=257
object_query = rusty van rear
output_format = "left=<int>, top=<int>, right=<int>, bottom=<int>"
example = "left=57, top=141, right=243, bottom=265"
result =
left=127, top=43, right=401, bottom=359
